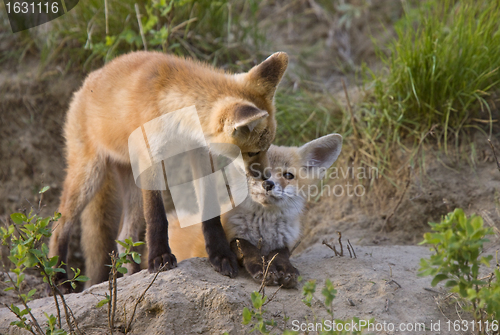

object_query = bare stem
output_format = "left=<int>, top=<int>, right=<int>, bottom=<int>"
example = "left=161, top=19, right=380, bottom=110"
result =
left=125, top=264, right=166, bottom=333
left=258, top=253, right=278, bottom=295
left=4, top=271, right=44, bottom=335
left=383, top=167, right=411, bottom=232
left=341, top=78, right=359, bottom=141
left=488, top=139, right=500, bottom=172
left=135, top=3, right=148, bottom=51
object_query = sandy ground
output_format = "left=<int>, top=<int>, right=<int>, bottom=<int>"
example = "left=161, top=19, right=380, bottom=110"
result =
left=1, top=244, right=470, bottom=335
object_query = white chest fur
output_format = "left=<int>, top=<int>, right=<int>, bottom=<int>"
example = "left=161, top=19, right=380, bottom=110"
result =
left=223, top=197, right=303, bottom=255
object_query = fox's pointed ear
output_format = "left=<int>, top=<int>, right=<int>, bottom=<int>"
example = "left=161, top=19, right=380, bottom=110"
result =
left=298, top=134, right=343, bottom=169
left=247, top=52, right=288, bottom=98
left=232, top=105, right=269, bottom=134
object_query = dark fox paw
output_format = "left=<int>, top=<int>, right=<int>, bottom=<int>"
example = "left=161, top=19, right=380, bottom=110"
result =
left=275, top=259, right=299, bottom=288
left=207, top=245, right=239, bottom=278
left=244, top=257, right=280, bottom=286
left=148, top=251, right=177, bottom=273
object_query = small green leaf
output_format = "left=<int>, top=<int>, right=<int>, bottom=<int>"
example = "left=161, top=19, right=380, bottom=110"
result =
left=11, top=213, right=27, bottom=224
left=242, top=307, right=252, bottom=324
left=39, top=186, right=50, bottom=194
left=431, top=274, right=449, bottom=287
left=117, top=267, right=128, bottom=274
left=132, top=252, right=141, bottom=264
left=27, top=289, right=36, bottom=298
left=96, top=298, right=110, bottom=308
left=75, top=275, right=90, bottom=282
left=116, top=240, right=128, bottom=249
left=3, top=286, right=14, bottom=292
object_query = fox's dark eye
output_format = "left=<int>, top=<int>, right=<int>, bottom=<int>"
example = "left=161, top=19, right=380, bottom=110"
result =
left=248, top=151, right=260, bottom=157
left=283, top=172, right=294, bottom=180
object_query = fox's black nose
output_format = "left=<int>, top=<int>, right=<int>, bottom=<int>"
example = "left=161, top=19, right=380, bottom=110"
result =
left=262, top=180, right=275, bottom=191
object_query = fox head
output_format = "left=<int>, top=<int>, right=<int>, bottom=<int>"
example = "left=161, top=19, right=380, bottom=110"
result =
left=246, top=134, right=343, bottom=214
left=204, top=52, right=289, bottom=179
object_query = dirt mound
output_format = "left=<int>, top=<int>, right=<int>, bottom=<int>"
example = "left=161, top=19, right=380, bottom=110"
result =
left=298, top=136, right=500, bottom=252
left=1, top=244, right=459, bottom=335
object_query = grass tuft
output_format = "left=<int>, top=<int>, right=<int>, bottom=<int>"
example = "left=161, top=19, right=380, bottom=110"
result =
left=364, top=0, right=500, bottom=150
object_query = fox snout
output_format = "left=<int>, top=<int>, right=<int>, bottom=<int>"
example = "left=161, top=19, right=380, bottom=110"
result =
left=262, top=180, right=275, bottom=191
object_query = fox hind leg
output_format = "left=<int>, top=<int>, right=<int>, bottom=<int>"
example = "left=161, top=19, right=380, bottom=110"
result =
left=49, top=154, right=108, bottom=291
left=81, top=165, right=122, bottom=288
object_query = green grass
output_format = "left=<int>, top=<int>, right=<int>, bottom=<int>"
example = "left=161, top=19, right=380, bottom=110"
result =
left=361, top=0, right=500, bottom=155
left=1, top=0, right=265, bottom=70
left=274, top=88, right=350, bottom=147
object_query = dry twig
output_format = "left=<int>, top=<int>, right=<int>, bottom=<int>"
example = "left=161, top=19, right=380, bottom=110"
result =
left=383, top=168, right=411, bottom=232
left=347, top=239, right=356, bottom=258
left=258, top=253, right=279, bottom=295
left=488, top=139, right=500, bottom=172
left=125, top=263, right=167, bottom=333
left=341, top=79, right=359, bottom=141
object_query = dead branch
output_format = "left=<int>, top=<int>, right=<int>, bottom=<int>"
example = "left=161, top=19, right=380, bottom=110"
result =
left=383, top=167, right=411, bottom=232
left=125, top=263, right=167, bottom=333
left=258, top=253, right=279, bottom=295
left=347, top=239, right=356, bottom=258
left=337, top=232, right=343, bottom=256
left=341, top=78, right=359, bottom=141
left=488, top=139, right=500, bottom=172
left=347, top=244, right=353, bottom=258
left=262, top=285, right=283, bottom=307
left=290, top=240, right=302, bottom=255
left=386, top=279, right=402, bottom=289
left=322, top=240, right=340, bottom=256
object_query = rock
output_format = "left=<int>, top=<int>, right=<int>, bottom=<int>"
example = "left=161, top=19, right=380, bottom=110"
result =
left=0, top=245, right=447, bottom=335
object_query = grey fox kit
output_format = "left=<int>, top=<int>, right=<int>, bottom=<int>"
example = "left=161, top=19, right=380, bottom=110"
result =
left=167, top=133, right=342, bottom=287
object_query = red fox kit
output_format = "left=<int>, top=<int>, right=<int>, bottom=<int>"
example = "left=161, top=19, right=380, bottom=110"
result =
left=167, top=133, right=342, bottom=288
left=49, top=51, right=288, bottom=288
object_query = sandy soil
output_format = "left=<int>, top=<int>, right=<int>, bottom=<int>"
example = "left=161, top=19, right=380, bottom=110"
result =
left=0, top=244, right=469, bottom=335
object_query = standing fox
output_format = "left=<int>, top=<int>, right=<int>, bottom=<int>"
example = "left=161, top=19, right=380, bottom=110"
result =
left=49, top=51, right=288, bottom=287
left=167, top=134, right=342, bottom=288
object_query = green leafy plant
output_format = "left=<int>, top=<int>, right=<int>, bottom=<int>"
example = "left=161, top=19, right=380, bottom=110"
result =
left=242, top=278, right=371, bottom=335
left=96, top=237, right=144, bottom=334
left=419, top=208, right=500, bottom=334
left=242, top=291, right=278, bottom=334
left=298, top=279, right=369, bottom=335
left=1, top=187, right=87, bottom=335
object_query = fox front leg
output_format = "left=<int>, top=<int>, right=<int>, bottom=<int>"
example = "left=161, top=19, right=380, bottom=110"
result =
left=203, top=217, right=239, bottom=277
left=143, top=190, right=177, bottom=272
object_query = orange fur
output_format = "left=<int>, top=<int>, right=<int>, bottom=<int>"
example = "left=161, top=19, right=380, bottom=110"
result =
left=49, top=51, right=288, bottom=286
